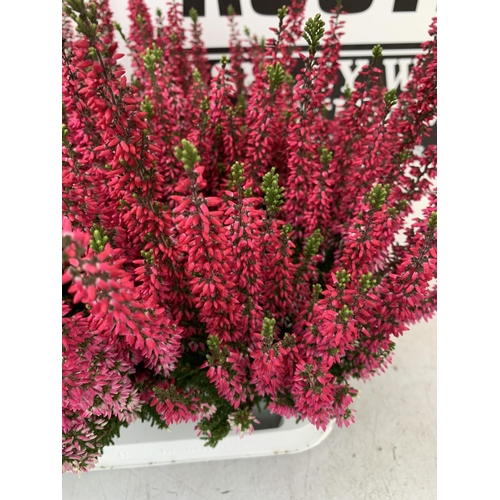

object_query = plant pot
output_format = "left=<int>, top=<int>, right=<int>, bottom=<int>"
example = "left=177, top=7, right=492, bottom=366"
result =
left=93, top=407, right=334, bottom=470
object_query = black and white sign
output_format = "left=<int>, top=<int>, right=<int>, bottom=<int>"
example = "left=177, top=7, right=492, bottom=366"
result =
left=109, top=0, right=436, bottom=141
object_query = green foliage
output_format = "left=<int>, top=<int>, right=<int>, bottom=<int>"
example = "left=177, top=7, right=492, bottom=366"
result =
left=372, top=44, right=383, bottom=61
left=229, top=161, right=245, bottom=190
left=112, top=21, right=127, bottom=42
left=266, top=62, right=286, bottom=92
left=62, top=124, right=69, bottom=145
left=192, top=67, right=202, bottom=85
left=140, top=95, right=154, bottom=121
left=277, top=5, right=288, bottom=20
left=195, top=401, right=232, bottom=447
left=62, top=415, right=127, bottom=472
left=189, top=7, right=198, bottom=23
left=319, top=147, right=333, bottom=166
left=138, top=403, right=170, bottom=430
left=261, top=167, right=284, bottom=215
left=282, top=332, right=296, bottom=349
left=63, top=0, right=99, bottom=40
left=90, top=225, right=109, bottom=253
left=293, top=230, right=324, bottom=285
left=384, top=88, right=398, bottom=109
left=387, top=199, right=407, bottom=216
left=152, top=386, right=194, bottom=416
left=342, top=84, right=352, bottom=100
left=141, top=248, right=154, bottom=265
left=303, top=229, right=324, bottom=260
left=367, top=184, right=391, bottom=210
left=174, top=139, right=201, bottom=172
left=261, top=316, right=276, bottom=350
left=338, top=304, right=353, bottom=322
left=275, top=391, right=295, bottom=410
left=206, top=335, right=226, bottom=365
left=229, top=407, right=256, bottom=433
left=143, top=43, right=163, bottom=78
left=281, top=223, right=293, bottom=238
left=398, top=149, right=410, bottom=163
left=311, top=283, right=323, bottom=303
left=335, top=270, right=351, bottom=290
left=201, top=96, right=209, bottom=113
left=428, top=211, right=437, bottom=231
left=303, top=14, right=326, bottom=55
left=359, top=272, right=377, bottom=293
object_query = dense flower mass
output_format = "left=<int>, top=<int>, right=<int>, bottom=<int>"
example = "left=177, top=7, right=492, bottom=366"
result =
left=62, top=0, right=437, bottom=473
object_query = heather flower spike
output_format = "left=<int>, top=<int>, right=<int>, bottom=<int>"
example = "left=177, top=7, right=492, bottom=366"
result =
left=261, top=167, right=285, bottom=215
left=303, top=14, right=326, bottom=55
left=175, top=139, right=201, bottom=172
left=266, top=62, right=286, bottom=92
left=62, top=0, right=437, bottom=473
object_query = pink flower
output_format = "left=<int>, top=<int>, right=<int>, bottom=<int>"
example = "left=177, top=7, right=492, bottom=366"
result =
left=62, top=0, right=437, bottom=472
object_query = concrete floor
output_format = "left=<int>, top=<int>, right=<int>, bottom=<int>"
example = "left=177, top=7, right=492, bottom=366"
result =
left=63, top=315, right=436, bottom=500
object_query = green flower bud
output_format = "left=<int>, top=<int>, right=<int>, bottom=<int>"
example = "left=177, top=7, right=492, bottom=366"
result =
left=229, top=161, right=245, bottom=190
left=384, top=88, right=398, bottom=109
left=428, top=212, right=437, bottom=231
left=372, top=44, right=383, bottom=60
left=335, top=270, right=351, bottom=290
left=189, top=7, right=198, bottom=22
left=367, top=184, right=391, bottom=210
left=304, top=229, right=323, bottom=260
left=261, top=167, right=284, bottom=215
left=277, top=6, right=288, bottom=20
left=174, top=139, right=201, bottom=172
left=266, top=62, right=285, bottom=92
left=303, top=14, right=325, bottom=55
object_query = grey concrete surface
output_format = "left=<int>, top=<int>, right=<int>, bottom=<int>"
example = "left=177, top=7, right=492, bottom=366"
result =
left=63, top=315, right=436, bottom=500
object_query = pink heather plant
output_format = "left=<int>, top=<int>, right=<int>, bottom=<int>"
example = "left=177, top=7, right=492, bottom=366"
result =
left=62, top=0, right=437, bottom=473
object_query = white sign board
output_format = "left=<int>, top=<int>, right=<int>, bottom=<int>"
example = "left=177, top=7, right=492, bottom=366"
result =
left=108, top=0, right=436, bottom=139
left=109, top=0, right=436, bottom=48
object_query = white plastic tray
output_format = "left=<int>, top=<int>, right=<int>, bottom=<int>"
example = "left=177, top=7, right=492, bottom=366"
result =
left=93, top=415, right=334, bottom=470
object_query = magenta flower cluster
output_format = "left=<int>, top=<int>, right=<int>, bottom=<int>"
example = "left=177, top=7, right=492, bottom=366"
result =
left=62, top=0, right=437, bottom=473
